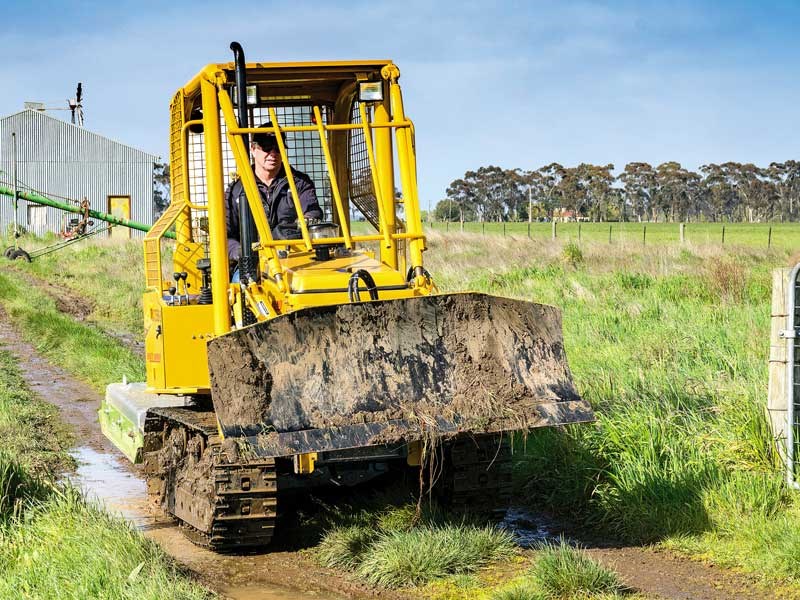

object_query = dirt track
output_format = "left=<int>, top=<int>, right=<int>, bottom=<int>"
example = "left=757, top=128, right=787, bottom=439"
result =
left=0, top=290, right=782, bottom=599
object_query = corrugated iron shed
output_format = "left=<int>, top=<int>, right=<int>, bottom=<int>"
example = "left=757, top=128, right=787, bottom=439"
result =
left=0, top=109, right=159, bottom=237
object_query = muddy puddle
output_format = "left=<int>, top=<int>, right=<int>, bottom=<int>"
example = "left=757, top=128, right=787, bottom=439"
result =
left=67, top=446, right=156, bottom=530
left=499, top=507, right=557, bottom=547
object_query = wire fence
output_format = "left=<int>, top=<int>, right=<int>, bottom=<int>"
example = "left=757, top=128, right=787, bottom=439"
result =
left=423, top=221, right=800, bottom=251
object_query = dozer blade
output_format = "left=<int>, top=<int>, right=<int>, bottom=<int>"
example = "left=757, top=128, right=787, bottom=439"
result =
left=207, top=293, right=593, bottom=456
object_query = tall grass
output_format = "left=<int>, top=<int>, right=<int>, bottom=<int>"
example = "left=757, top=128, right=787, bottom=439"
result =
left=0, top=452, right=48, bottom=525
left=0, top=487, right=212, bottom=599
left=0, top=350, right=73, bottom=475
left=3, top=235, right=147, bottom=336
left=424, top=231, right=794, bottom=582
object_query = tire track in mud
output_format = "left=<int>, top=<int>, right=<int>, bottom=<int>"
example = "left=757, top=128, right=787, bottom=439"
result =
left=0, top=279, right=783, bottom=600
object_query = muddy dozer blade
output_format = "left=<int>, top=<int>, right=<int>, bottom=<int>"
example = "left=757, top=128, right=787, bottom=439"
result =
left=207, top=293, right=593, bottom=454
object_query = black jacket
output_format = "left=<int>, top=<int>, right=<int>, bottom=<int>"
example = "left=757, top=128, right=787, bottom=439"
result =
left=225, top=167, right=323, bottom=258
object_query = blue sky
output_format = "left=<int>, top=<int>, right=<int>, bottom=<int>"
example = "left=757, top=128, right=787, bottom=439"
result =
left=2, top=0, right=798, bottom=208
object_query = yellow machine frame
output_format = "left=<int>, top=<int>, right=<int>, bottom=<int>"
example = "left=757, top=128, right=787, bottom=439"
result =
left=141, top=60, right=434, bottom=394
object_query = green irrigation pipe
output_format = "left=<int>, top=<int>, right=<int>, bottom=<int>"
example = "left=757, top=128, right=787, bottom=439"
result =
left=0, top=184, right=175, bottom=239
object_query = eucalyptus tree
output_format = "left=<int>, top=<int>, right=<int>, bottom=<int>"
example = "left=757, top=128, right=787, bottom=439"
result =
left=619, top=162, right=657, bottom=222
left=767, top=161, right=800, bottom=220
left=538, top=163, right=567, bottom=217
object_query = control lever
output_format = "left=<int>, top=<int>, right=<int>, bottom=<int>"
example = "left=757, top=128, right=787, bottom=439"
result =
left=172, top=273, right=181, bottom=304
left=180, top=272, right=189, bottom=304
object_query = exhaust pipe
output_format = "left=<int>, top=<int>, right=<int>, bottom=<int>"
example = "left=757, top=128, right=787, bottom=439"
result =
left=230, top=42, right=259, bottom=293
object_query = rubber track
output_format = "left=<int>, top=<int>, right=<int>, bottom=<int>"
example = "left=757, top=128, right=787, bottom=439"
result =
left=442, top=435, right=513, bottom=517
left=146, top=407, right=278, bottom=551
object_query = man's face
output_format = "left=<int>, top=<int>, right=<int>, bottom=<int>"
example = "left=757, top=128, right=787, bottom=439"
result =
left=252, top=137, right=282, bottom=172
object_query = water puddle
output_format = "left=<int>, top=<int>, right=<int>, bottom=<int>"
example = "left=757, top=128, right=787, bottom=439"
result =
left=500, top=507, right=558, bottom=548
left=67, top=445, right=157, bottom=530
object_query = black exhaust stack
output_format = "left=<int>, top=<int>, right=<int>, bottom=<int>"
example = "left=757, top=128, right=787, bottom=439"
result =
left=230, top=42, right=259, bottom=291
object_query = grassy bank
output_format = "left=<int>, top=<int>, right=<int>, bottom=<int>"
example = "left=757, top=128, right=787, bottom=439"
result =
left=0, top=261, right=144, bottom=390
left=0, top=348, right=212, bottom=599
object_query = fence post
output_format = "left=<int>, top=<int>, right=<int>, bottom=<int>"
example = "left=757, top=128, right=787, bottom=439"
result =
left=722, top=225, right=726, bottom=244
left=482, top=221, right=485, bottom=236
left=503, top=221, right=506, bottom=237
left=527, top=222, right=531, bottom=239
left=552, top=220, right=557, bottom=240
left=680, top=222, right=685, bottom=243
left=768, top=226, right=773, bottom=249
left=643, top=225, right=647, bottom=246
left=608, top=224, right=612, bottom=244
left=578, top=222, right=582, bottom=243
left=446, top=221, right=449, bottom=232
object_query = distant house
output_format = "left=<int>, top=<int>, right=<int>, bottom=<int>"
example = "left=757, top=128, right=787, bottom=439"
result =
left=552, top=209, right=589, bottom=223
left=0, top=109, right=158, bottom=238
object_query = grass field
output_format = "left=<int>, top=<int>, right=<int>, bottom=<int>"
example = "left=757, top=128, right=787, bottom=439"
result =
left=1, top=227, right=799, bottom=595
left=423, top=221, right=800, bottom=251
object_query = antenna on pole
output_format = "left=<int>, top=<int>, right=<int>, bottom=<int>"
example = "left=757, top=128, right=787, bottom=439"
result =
left=68, top=83, right=84, bottom=126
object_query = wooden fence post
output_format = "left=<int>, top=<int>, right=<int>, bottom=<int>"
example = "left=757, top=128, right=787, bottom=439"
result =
left=527, top=222, right=531, bottom=239
left=552, top=220, right=557, bottom=240
left=608, top=224, right=612, bottom=244
left=768, top=226, right=773, bottom=249
left=578, top=223, right=582, bottom=243
left=642, top=225, right=647, bottom=245
left=680, top=222, right=685, bottom=243
left=722, top=226, right=726, bottom=244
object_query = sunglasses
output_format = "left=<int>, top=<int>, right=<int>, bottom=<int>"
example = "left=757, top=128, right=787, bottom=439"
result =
left=257, top=141, right=280, bottom=153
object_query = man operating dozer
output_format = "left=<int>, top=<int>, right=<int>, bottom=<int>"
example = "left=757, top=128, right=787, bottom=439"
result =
left=224, top=122, right=323, bottom=262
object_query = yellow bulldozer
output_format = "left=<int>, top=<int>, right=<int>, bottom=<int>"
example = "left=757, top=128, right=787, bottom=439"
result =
left=99, top=43, right=594, bottom=550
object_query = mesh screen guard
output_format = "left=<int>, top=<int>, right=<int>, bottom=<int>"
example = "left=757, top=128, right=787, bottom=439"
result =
left=183, top=98, right=383, bottom=246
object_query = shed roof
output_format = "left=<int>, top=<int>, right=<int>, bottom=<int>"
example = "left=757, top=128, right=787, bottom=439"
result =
left=0, top=109, right=159, bottom=163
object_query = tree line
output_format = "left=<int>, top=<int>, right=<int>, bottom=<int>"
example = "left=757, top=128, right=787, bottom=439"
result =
left=434, top=162, right=800, bottom=223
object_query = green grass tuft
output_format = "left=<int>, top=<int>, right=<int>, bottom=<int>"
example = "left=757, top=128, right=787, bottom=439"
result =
left=355, top=525, right=515, bottom=587
left=316, top=524, right=374, bottom=571
left=531, top=539, right=624, bottom=598
left=561, top=242, right=584, bottom=267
